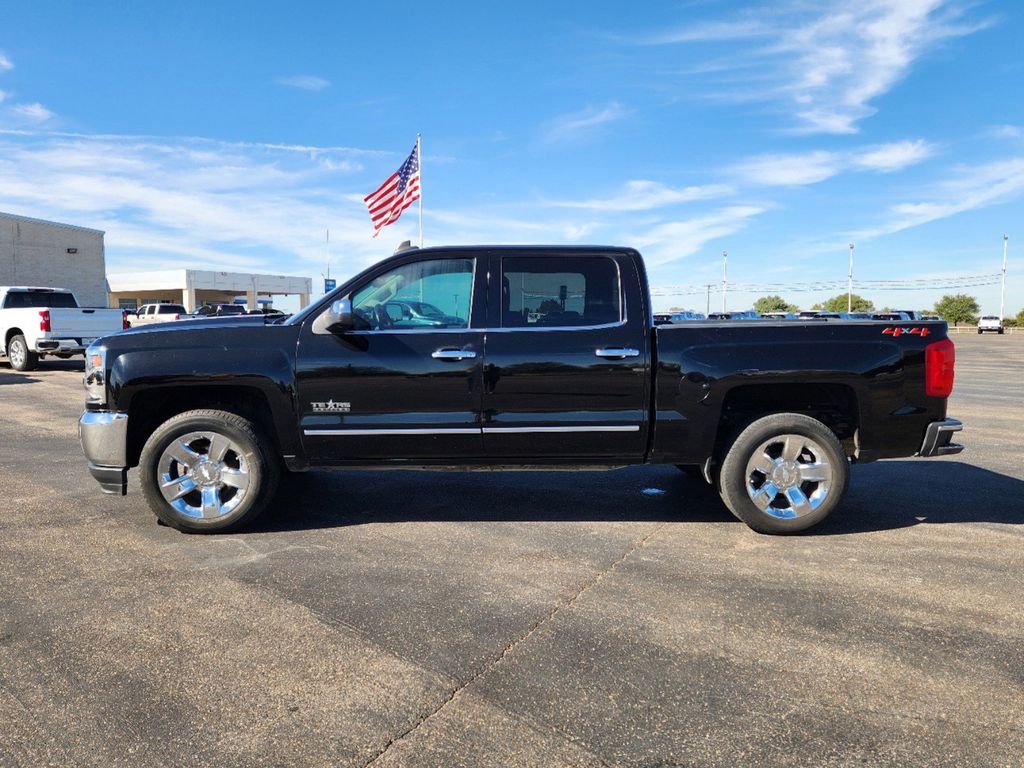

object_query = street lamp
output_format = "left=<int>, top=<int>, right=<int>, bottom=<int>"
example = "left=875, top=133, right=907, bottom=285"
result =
left=848, top=242, right=855, bottom=313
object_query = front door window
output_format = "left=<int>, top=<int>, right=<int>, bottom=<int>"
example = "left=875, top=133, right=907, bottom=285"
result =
left=351, top=258, right=474, bottom=330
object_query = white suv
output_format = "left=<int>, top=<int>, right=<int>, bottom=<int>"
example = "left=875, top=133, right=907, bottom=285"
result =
left=978, top=316, right=1004, bottom=335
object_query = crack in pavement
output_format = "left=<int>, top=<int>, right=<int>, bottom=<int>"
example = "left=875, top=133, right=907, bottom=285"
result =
left=361, top=522, right=669, bottom=768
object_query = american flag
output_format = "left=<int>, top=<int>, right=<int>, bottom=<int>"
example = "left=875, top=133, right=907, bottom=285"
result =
left=364, top=141, right=420, bottom=237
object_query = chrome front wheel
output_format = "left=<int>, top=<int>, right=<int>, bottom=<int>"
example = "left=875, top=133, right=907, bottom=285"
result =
left=140, top=409, right=279, bottom=533
left=158, top=431, right=251, bottom=519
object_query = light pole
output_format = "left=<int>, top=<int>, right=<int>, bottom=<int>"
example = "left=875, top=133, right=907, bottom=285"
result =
left=1001, top=233, right=1008, bottom=320
left=848, top=242, right=855, bottom=313
left=722, top=250, right=728, bottom=313
left=705, top=284, right=713, bottom=315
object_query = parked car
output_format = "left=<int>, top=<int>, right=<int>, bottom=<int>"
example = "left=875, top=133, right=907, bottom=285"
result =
left=761, top=312, right=797, bottom=320
left=130, top=303, right=187, bottom=327
left=978, top=316, right=1004, bottom=335
left=189, top=303, right=248, bottom=318
left=872, top=312, right=912, bottom=321
left=671, top=311, right=706, bottom=321
left=78, top=245, right=963, bottom=536
left=1, top=286, right=127, bottom=371
left=707, top=311, right=761, bottom=320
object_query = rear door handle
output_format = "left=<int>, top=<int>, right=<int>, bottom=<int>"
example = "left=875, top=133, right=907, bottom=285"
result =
left=595, top=347, right=640, bottom=359
left=432, top=348, right=477, bottom=361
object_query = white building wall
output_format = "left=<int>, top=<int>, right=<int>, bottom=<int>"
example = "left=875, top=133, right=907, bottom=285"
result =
left=0, top=213, right=107, bottom=307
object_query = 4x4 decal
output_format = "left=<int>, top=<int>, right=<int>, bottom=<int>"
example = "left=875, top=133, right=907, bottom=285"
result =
left=882, top=327, right=931, bottom=337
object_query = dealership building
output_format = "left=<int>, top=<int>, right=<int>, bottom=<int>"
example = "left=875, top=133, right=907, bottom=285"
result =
left=1, top=211, right=313, bottom=312
left=107, top=269, right=312, bottom=312
left=0, top=212, right=108, bottom=307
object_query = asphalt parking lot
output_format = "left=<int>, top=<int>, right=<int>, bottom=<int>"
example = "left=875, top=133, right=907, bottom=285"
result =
left=1, top=334, right=1021, bottom=767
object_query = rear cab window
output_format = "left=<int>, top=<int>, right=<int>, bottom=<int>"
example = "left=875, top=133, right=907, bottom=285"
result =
left=2, top=291, right=79, bottom=309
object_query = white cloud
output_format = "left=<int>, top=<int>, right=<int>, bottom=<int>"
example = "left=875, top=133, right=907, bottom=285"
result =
left=11, top=102, right=54, bottom=122
left=648, top=1, right=993, bottom=134
left=0, top=133, right=397, bottom=276
left=0, top=53, right=12, bottom=71
left=632, top=205, right=767, bottom=266
left=733, top=141, right=935, bottom=186
left=0, top=90, right=6, bottom=104
left=853, top=139, right=936, bottom=171
left=856, top=158, right=1024, bottom=237
left=545, top=180, right=732, bottom=211
left=276, top=75, right=331, bottom=91
left=984, top=125, right=1023, bottom=141
left=731, top=151, right=843, bottom=186
left=543, top=102, right=629, bottom=142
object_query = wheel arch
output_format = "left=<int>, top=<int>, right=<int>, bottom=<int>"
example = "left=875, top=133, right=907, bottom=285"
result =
left=713, top=382, right=860, bottom=462
left=125, top=384, right=287, bottom=468
left=4, top=327, right=24, bottom=351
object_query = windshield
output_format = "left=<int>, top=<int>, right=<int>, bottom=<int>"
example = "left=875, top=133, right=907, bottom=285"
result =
left=2, top=290, right=79, bottom=309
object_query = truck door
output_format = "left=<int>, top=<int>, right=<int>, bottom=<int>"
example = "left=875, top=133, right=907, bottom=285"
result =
left=296, top=252, right=486, bottom=462
left=480, top=251, right=650, bottom=459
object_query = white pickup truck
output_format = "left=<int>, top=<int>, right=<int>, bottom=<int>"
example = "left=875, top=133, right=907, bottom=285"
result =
left=1, top=287, right=126, bottom=371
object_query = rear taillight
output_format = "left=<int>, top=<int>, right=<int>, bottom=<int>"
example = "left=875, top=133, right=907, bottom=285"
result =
left=39, top=310, right=51, bottom=332
left=173, top=314, right=180, bottom=321
left=122, top=310, right=130, bottom=330
left=925, top=338, right=955, bottom=398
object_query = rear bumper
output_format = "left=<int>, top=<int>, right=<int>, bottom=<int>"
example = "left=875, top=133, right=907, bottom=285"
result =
left=79, top=411, right=129, bottom=495
left=918, top=417, right=964, bottom=457
left=36, top=338, right=88, bottom=353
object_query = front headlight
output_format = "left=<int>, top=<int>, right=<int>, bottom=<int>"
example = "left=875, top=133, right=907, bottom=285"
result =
left=84, top=343, right=107, bottom=406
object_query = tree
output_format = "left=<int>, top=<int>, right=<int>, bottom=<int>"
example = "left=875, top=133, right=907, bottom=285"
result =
left=1001, top=308, right=1024, bottom=327
left=753, top=295, right=799, bottom=314
left=819, top=293, right=874, bottom=313
left=933, top=294, right=980, bottom=326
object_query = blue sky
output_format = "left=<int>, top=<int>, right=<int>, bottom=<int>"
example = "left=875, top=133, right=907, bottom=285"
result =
left=0, top=0, right=1021, bottom=314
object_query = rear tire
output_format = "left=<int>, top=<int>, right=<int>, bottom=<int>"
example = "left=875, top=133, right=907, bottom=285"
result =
left=139, top=409, right=279, bottom=533
left=718, top=413, right=849, bottom=534
left=7, top=335, right=38, bottom=372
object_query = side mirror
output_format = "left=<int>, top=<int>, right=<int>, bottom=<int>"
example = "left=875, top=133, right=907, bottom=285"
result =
left=312, top=298, right=354, bottom=335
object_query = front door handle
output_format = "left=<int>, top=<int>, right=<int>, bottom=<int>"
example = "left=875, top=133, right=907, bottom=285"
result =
left=595, top=347, right=640, bottom=359
left=432, top=348, right=477, bottom=361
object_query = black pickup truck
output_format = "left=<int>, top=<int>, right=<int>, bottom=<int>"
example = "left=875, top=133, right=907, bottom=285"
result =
left=79, top=246, right=963, bottom=534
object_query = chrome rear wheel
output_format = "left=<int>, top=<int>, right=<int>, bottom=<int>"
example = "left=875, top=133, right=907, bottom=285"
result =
left=744, top=434, right=833, bottom=519
left=718, top=413, right=849, bottom=534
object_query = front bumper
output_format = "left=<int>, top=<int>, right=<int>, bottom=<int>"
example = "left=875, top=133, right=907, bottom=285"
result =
left=918, top=417, right=964, bottom=457
left=79, top=411, right=129, bottom=495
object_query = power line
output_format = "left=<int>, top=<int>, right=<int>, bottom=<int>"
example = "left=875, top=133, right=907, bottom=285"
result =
left=650, top=273, right=1001, bottom=297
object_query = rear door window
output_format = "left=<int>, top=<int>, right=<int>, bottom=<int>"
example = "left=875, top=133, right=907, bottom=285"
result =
left=500, top=256, right=621, bottom=328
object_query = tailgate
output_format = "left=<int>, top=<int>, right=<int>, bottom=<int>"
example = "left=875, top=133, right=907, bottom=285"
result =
left=47, top=309, right=123, bottom=338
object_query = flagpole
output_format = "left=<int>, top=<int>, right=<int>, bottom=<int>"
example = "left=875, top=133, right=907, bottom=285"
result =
left=417, top=133, right=423, bottom=248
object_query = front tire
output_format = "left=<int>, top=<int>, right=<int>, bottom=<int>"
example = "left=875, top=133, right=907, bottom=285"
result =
left=718, top=413, right=849, bottom=534
left=139, top=409, right=279, bottom=533
left=7, top=335, right=38, bottom=371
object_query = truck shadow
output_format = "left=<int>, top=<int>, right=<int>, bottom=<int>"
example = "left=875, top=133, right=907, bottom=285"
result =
left=0, top=359, right=84, bottom=377
left=252, top=460, right=1023, bottom=535
left=0, top=370, right=42, bottom=385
